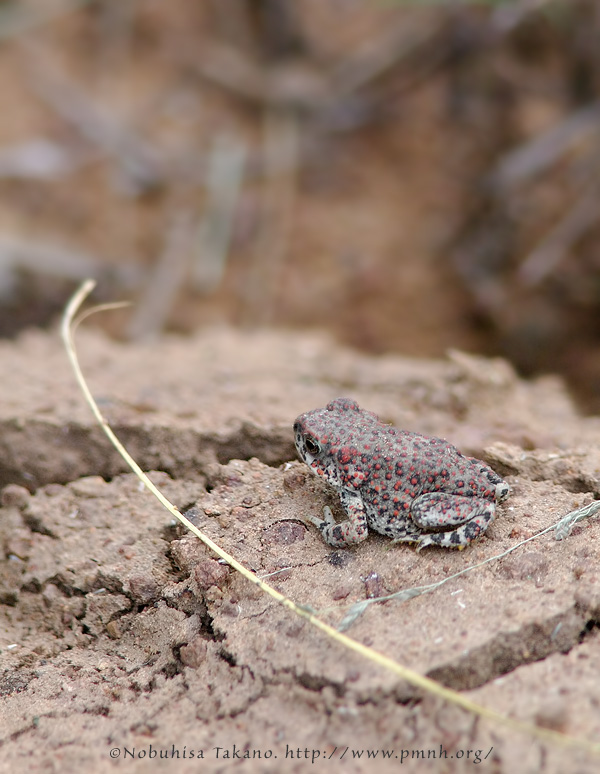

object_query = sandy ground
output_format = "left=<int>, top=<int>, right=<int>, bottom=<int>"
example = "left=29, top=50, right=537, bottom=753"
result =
left=1, top=326, right=600, bottom=773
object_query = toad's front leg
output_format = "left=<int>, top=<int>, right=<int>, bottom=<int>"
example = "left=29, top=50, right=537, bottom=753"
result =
left=306, top=489, right=368, bottom=547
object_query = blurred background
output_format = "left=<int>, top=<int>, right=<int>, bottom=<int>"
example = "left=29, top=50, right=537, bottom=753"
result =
left=1, top=0, right=599, bottom=411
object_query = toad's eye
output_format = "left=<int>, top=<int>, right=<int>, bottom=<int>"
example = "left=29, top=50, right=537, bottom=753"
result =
left=304, top=437, right=321, bottom=455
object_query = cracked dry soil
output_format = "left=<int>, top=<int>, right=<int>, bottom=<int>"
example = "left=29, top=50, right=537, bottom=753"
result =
left=1, top=327, right=600, bottom=773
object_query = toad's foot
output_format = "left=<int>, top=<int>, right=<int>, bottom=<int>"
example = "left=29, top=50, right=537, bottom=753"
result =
left=305, top=490, right=368, bottom=547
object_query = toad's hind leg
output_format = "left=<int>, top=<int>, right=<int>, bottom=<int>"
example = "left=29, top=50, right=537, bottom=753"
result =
left=411, top=493, right=492, bottom=528
left=306, top=490, right=368, bottom=547
left=411, top=492, right=496, bottom=549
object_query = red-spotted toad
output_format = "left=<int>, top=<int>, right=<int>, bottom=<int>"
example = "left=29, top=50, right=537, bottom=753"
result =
left=294, top=398, right=509, bottom=549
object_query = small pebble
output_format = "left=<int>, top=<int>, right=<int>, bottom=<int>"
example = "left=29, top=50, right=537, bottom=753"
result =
left=332, top=585, right=352, bottom=601
left=127, top=574, right=159, bottom=603
left=363, top=572, right=384, bottom=599
left=106, top=621, right=122, bottom=639
left=231, top=506, right=254, bottom=522
left=170, top=538, right=205, bottom=572
left=70, top=477, right=108, bottom=498
left=283, top=470, right=306, bottom=491
left=194, top=559, right=230, bottom=590
left=1, top=485, right=30, bottom=508
left=180, top=636, right=208, bottom=668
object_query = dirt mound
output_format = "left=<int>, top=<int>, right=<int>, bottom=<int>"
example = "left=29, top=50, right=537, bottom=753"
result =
left=1, top=327, right=600, bottom=772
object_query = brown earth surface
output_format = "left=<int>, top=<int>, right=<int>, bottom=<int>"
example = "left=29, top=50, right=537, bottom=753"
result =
left=1, top=327, right=600, bottom=772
